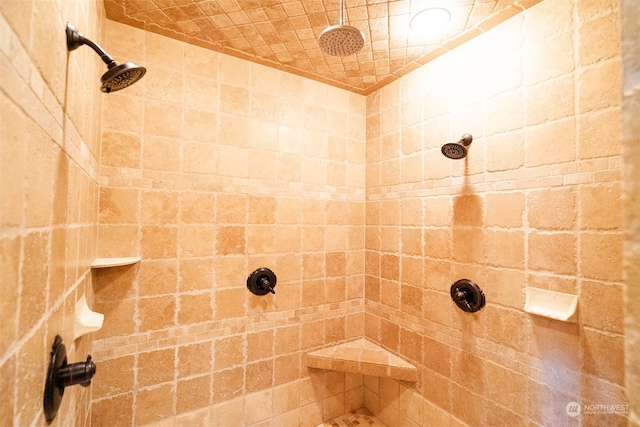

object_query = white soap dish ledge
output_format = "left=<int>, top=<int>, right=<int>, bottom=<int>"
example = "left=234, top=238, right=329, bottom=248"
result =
left=76, top=257, right=140, bottom=339
left=91, top=257, right=141, bottom=268
left=524, top=287, right=578, bottom=323
left=74, top=295, right=104, bottom=339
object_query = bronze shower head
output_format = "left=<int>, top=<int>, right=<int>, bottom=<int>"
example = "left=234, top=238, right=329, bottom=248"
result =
left=442, top=134, right=473, bottom=159
left=66, top=22, right=146, bottom=93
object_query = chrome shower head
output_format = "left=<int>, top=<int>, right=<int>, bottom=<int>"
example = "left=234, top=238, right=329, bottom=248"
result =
left=319, top=25, right=365, bottom=57
left=66, top=22, right=146, bottom=93
left=442, top=134, right=473, bottom=159
left=318, top=0, right=365, bottom=57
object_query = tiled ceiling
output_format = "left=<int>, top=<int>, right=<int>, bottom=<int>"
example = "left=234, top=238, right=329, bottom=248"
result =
left=105, top=0, right=542, bottom=95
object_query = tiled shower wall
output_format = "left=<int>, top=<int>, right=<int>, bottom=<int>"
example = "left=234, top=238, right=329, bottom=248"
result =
left=622, top=0, right=640, bottom=424
left=91, top=20, right=366, bottom=426
left=1, top=0, right=103, bottom=425
left=364, top=0, right=626, bottom=426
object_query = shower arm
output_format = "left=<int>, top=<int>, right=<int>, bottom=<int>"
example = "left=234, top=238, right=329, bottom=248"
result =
left=66, top=23, right=116, bottom=68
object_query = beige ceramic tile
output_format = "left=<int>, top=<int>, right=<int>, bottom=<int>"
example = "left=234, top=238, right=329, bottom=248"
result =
left=135, top=384, right=175, bottom=425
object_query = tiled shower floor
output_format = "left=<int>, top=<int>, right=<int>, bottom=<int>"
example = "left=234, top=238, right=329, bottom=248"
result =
left=316, top=409, right=387, bottom=427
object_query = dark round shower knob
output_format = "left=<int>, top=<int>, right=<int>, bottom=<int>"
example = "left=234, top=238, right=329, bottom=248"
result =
left=44, top=335, right=97, bottom=424
left=450, top=279, right=485, bottom=313
left=247, top=268, right=277, bottom=295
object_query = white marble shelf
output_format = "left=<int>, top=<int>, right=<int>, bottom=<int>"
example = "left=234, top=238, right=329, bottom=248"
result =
left=524, top=287, right=578, bottom=323
left=91, top=257, right=141, bottom=268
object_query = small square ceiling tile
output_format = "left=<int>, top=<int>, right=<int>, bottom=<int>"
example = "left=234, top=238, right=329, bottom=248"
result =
left=282, top=2, right=306, bottom=17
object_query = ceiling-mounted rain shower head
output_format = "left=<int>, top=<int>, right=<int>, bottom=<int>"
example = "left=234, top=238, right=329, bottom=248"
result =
left=442, top=134, right=473, bottom=159
left=66, top=22, right=146, bottom=93
left=318, top=0, right=365, bottom=57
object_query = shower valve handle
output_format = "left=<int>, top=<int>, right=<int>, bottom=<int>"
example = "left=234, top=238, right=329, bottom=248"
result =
left=44, top=336, right=98, bottom=424
left=454, top=289, right=472, bottom=311
left=56, top=355, right=96, bottom=388
left=258, top=276, right=276, bottom=294
left=450, top=279, right=485, bottom=313
left=247, top=268, right=277, bottom=296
